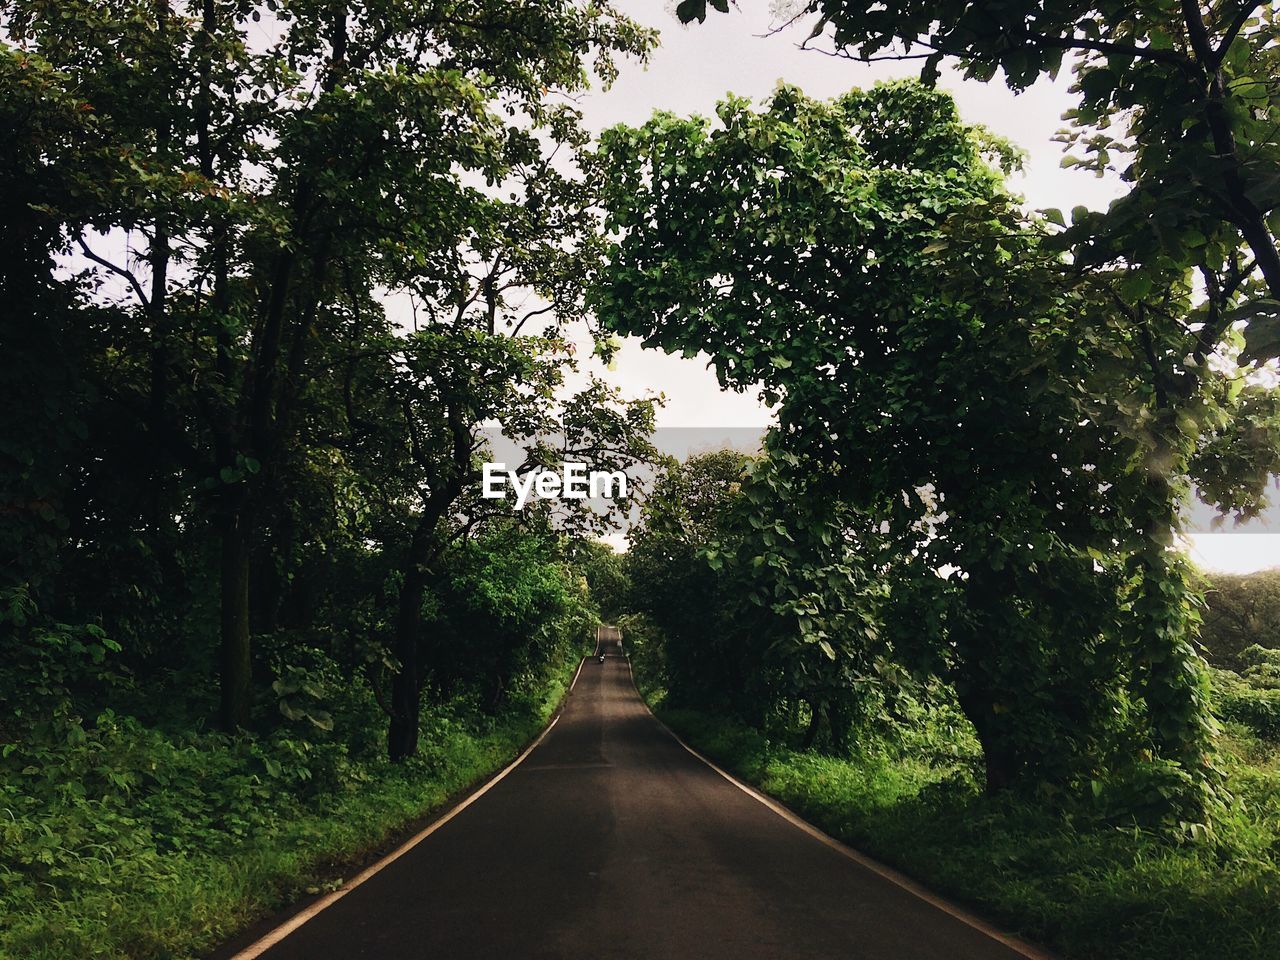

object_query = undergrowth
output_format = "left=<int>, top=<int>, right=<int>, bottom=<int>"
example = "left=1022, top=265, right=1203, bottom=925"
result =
left=649, top=696, right=1280, bottom=960
left=0, top=656, right=579, bottom=960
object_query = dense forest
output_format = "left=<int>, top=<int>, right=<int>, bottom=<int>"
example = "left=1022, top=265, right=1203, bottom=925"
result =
left=2, top=2, right=658, bottom=955
left=4, top=1, right=1280, bottom=959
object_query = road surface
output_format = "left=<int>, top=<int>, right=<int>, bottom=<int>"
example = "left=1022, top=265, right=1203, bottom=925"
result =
left=224, top=626, right=1043, bottom=960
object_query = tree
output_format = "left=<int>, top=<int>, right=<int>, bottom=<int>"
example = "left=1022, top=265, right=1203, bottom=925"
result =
left=573, top=539, right=630, bottom=622
left=1200, top=568, right=1280, bottom=668
left=341, top=330, right=562, bottom=760
left=3, top=0, right=656, bottom=731
left=0, top=45, right=113, bottom=607
left=677, top=1, right=1280, bottom=363
left=627, top=449, right=882, bottom=742
left=590, top=81, right=1233, bottom=804
left=429, top=527, right=596, bottom=713
left=671, top=5, right=1280, bottom=617
left=626, top=450, right=750, bottom=710
left=707, top=450, right=885, bottom=747
left=324, top=178, right=659, bottom=761
left=343, top=328, right=657, bottom=759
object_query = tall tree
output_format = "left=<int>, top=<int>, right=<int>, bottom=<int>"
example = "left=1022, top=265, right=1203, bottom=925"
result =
left=590, top=82, right=1256, bottom=805
left=3, top=1, right=655, bottom=729
left=677, top=1, right=1280, bottom=357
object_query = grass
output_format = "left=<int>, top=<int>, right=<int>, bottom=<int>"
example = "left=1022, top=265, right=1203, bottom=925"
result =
left=0, top=657, right=580, bottom=960
left=649, top=697, right=1280, bottom=960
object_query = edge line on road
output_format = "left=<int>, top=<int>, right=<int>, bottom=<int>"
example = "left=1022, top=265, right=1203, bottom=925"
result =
left=621, top=640, right=1057, bottom=960
left=227, top=653, right=589, bottom=960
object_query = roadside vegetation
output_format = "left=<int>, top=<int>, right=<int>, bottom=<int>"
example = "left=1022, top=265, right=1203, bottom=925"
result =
left=618, top=454, right=1280, bottom=960
left=5, top=1, right=1280, bottom=958
left=1, top=536, right=598, bottom=960
left=3, top=3, right=654, bottom=957
left=2, top=655, right=582, bottom=960
left=649, top=698, right=1280, bottom=960
left=585, top=13, right=1280, bottom=955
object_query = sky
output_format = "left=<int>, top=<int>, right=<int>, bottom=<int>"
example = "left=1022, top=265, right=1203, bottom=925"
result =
left=564, top=0, right=1280, bottom=573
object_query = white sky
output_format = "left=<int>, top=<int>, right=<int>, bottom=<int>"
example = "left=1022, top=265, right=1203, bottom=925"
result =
left=567, top=1, right=1279, bottom=573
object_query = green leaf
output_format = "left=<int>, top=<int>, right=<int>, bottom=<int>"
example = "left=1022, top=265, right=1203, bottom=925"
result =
left=1079, top=68, right=1116, bottom=101
left=1237, top=299, right=1280, bottom=365
left=675, top=0, right=708, bottom=24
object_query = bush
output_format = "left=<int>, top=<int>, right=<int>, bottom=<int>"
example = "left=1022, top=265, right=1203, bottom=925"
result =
left=649, top=699, right=1280, bottom=960
left=1199, top=570, right=1280, bottom=669
left=616, top=612, right=667, bottom=700
left=0, top=659, right=579, bottom=960
left=1211, top=648, right=1280, bottom=741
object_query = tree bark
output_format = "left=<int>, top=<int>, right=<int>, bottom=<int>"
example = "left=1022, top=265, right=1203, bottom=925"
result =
left=954, top=563, right=1027, bottom=793
left=388, top=520, right=435, bottom=762
left=198, top=0, right=252, bottom=734
left=219, top=506, right=252, bottom=730
left=801, top=699, right=822, bottom=750
left=387, top=405, right=474, bottom=761
left=1179, top=0, right=1280, bottom=300
left=482, top=669, right=507, bottom=716
left=386, top=599, right=425, bottom=760
left=956, top=687, right=1019, bottom=793
left=827, top=699, right=849, bottom=755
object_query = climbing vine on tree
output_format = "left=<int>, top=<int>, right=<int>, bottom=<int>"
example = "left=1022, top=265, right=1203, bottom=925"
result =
left=589, top=81, right=1278, bottom=810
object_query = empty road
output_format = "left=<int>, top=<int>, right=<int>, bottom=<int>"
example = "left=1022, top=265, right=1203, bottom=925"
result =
left=225, top=626, right=1043, bottom=960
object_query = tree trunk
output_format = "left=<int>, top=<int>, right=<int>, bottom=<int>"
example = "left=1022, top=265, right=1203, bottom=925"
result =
left=148, top=0, right=173, bottom=534
left=956, top=687, right=1019, bottom=793
left=386, top=410, right=472, bottom=761
left=388, top=523, right=434, bottom=762
left=801, top=698, right=822, bottom=750
left=482, top=670, right=507, bottom=716
left=952, top=563, right=1028, bottom=793
left=828, top=699, right=849, bottom=755
left=219, top=508, right=252, bottom=730
left=388, top=564, right=426, bottom=762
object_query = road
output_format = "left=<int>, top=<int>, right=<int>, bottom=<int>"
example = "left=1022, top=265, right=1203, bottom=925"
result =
left=224, top=626, right=1044, bottom=960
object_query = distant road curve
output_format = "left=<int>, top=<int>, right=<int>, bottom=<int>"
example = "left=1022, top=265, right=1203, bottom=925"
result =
left=216, top=625, right=1050, bottom=960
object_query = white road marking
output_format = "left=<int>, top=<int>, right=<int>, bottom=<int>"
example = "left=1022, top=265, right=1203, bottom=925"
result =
left=620, top=632, right=1057, bottom=960
left=228, top=655, right=588, bottom=960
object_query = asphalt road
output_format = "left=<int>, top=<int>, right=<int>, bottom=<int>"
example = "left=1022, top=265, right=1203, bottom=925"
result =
left=230, top=626, right=1041, bottom=960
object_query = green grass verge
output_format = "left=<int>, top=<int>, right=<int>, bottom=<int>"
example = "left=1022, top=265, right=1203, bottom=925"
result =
left=648, top=697, right=1280, bottom=960
left=0, top=658, right=579, bottom=960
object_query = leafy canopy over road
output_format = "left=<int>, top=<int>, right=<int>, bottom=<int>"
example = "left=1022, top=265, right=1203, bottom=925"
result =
left=676, top=1, right=1280, bottom=364
left=2, top=0, right=657, bottom=757
left=590, top=79, right=1280, bottom=810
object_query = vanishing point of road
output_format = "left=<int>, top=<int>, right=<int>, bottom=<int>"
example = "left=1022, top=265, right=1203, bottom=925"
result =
left=219, top=626, right=1047, bottom=960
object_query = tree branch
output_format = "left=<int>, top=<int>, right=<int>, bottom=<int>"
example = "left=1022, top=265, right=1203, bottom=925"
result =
left=1194, top=264, right=1231, bottom=363
left=1212, top=2, right=1261, bottom=67
left=1025, top=31, right=1195, bottom=72
left=1181, top=0, right=1217, bottom=67
left=800, top=29, right=1195, bottom=73
left=77, top=236, right=151, bottom=308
